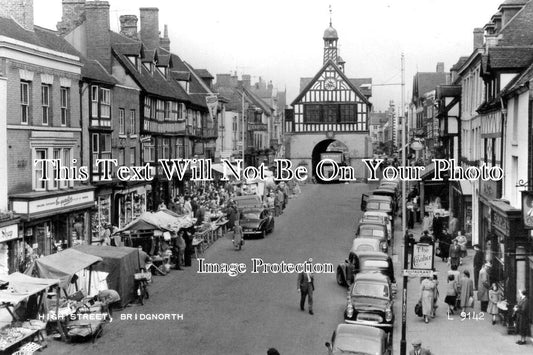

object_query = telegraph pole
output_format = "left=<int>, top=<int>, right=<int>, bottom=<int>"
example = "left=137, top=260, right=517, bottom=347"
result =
left=400, top=53, right=408, bottom=355
left=241, top=89, right=245, bottom=166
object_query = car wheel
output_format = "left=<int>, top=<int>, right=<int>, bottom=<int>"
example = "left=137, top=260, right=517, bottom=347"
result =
left=261, top=230, right=266, bottom=239
left=269, top=222, right=275, bottom=234
left=336, top=268, right=345, bottom=286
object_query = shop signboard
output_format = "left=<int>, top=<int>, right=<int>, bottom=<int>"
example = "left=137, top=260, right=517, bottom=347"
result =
left=0, top=224, right=19, bottom=242
left=521, top=191, right=533, bottom=229
left=411, top=243, right=434, bottom=270
left=12, top=191, right=95, bottom=216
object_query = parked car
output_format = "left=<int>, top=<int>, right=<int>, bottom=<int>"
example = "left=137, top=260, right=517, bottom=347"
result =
left=344, top=273, right=394, bottom=333
left=325, top=323, right=391, bottom=355
left=371, top=187, right=398, bottom=212
left=240, top=208, right=274, bottom=238
left=361, top=194, right=394, bottom=220
left=337, top=251, right=396, bottom=287
left=355, top=222, right=388, bottom=253
left=351, top=238, right=381, bottom=253
left=362, top=211, right=393, bottom=241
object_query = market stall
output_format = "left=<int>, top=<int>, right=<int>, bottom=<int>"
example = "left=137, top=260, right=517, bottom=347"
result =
left=73, top=245, right=139, bottom=308
left=0, top=272, right=60, bottom=353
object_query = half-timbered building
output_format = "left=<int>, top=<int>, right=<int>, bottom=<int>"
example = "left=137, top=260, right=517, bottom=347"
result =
left=285, top=21, right=373, bottom=180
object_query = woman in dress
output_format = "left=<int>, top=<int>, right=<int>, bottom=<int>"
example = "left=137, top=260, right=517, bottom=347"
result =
left=445, top=274, right=458, bottom=315
left=456, top=232, right=467, bottom=264
left=459, top=270, right=474, bottom=312
left=487, top=283, right=502, bottom=325
left=514, top=289, right=531, bottom=345
left=419, top=277, right=436, bottom=323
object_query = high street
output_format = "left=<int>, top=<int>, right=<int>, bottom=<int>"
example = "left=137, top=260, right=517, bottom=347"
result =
left=44, top=183, right=371, bottom=355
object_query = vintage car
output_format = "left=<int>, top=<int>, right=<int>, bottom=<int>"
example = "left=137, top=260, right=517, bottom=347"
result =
left=240, top=208, right=274, bottom=238
left=351, top=238, right=381, bottom=253
left=355, top=222, right=388, bottom=253
left=325, top=323, right=391, bottom=355
left=361, top=194, right=394, bottom=220
left=233, top=195, right=274, bottom=238
left=362, top=211, right=393, bottom=240
left=343, top=273, right=394, bottom=333
left=337, top=251, right=396, bottom=287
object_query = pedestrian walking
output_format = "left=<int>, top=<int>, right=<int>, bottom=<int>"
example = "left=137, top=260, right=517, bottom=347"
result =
left=456, top=232, right=467, bottom=264
left=445, top=274, right=459, bottom=315
left=477, top=263, right=491, bottom=312
left=439, top=229, right=451, bottom=262
left=432, top=274, right=439, bottom=317
left=409, top=339, right=432, bottom=355
left=487, top=283, right=503, bottom=325
left=473, top=244, right=484, bottom=290
left=297, top=260, right=315, bottom=315
left=448, top=239, right=461, bottom=269
left=459, top=270, right=474, bottom=312
left=448, top=211, right=459, bottom=237
left=419, top=277, right=436, bottom=323
left=514, top=289, right=530, bottom=345
left=175, top=232, right=186, bottom=270
left=422, top=212, right=433, bottom=234
left=232, top=220, right=243, bottom=251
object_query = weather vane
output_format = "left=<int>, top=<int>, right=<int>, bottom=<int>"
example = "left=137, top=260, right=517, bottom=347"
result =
left=329, top=5, right=332, bottom=26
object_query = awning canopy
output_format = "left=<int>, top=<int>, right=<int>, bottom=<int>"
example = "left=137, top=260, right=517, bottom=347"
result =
left=0, top=272, right=59, bottom=306
left=30, top=249, right=103, bottom=289
left=457, top=180, right=472, bottom=195
left=117, top=210, right=195, bottom=234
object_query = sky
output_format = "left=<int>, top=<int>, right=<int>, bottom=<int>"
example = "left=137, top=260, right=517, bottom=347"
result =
left=34, top=0, right=505, bottom=112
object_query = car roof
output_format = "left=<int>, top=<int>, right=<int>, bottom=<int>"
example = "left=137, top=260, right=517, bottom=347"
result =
left=351, top=238, right=380, bottom=251
left=355, top=251, right=390, bottom=260
left=364, top=211, right=389, bottom=218
left=336, top=323, right=385, bottom=337
left=369, top=194, right=393, bottom=201
left=334, top=324, right=385, bottom=353
left=358, top=222, right=386, bottom=229
left=354, top=272, right=389, bottom=283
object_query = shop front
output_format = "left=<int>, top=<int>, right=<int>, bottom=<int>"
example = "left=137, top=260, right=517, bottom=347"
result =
left=10, top=186, right=95, bottom=257
left=479, top=179, right=500, bottom=255
left=488, top=200, right=528, bottom=304
left=450, top=180, right=473, bottom=241
left=0, top=216, right=22, bottom=274
left=114, top=184, right=149, bottom=229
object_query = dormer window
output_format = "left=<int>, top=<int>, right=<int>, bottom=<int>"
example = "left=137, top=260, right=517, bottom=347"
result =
left=157, top=66, right=167, bottom=77
left=127, top=56, right=137, bottom=68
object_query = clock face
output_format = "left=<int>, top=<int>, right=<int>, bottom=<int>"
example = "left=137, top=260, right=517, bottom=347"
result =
left=324, top=78, right=336, bottom=91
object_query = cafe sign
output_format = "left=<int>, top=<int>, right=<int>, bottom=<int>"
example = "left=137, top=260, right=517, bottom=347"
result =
left=0, top=224, right=18, bottom=242
left=411, top=243, right=434, bottom=270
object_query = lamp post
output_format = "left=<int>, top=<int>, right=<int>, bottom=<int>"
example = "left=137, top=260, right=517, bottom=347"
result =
left=400, top=52, right=408, bottom=355
left=241, top=89, right=245, bottom=166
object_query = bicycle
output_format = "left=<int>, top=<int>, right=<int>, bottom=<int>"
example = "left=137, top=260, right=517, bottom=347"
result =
left=134, top=272, right=151, bottom=305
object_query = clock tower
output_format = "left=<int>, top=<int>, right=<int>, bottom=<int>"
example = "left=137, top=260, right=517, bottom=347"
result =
left=323, top=20, right=338, bottom=65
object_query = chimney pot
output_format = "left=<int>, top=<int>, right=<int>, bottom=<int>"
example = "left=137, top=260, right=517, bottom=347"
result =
left=140, top=7, right=160, bottom=50
left=436, top=62, right=444, bottom=73
left=85, top=1, right=111, bottom=72
left=120, top=14, right=138, bottom=40
left=0, top=0, right=34, bottom=31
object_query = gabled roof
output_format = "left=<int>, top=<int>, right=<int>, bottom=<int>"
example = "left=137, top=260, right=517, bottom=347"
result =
left=111, top=31, right=188, bottom=101
left=195, top=69, right=214, bottom=80
left=502, top=61, right=533, bottom=98
left=450, top=57, right=469, bottom=71
left=0, top=18, right=79, bottom=57
left=156, top=54, right=171, bottom=67
left=171, top=71, right=190, bottom=81
left=411, top=72, right=448, bottom=101
left=349, top=78, right=372, bottom=97
left=141, top=49, right=157, bottom=63
left=292, top=59, right=372, bottom=106
left=244, top=87, right=273, bottom=114
left=112, top=42, right=143, bottom=56
left=81, top=58, right=117, bottom=85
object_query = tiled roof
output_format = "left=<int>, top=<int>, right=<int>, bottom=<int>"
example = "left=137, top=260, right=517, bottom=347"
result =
left=244, top=87, right=273, bottom=114
left=141, top=49, right=156, bottom=63
left=111, top=31, right=187, bottom=101
left=299, top=77, right=372, bottom=98
left=171, top=71, right=190, bottom=81
left=195, top=69, right=214, bottom=79
left=0, top=18, right=79, bottom=57
left=450, top=57, right=469, bottom=71
left=111, top=42, right=142, bottom=56
left=502, top=61, right=533, bottom=97
left=486, top=47, right=533, bottom=69
left=169, top=54, right=207, bottom=107
left=369, top=112, right=387, bottom=125
left=81, top=58, right=117, bottom=84
left=412, top=72, right=448, bottom=100
left=499, top=0, right=528, bottom=8
left=436, top=85, right=461, bottom=99
left=497, top=0, right=533, bottom=46
left=157, top=54, right=170, bottom=67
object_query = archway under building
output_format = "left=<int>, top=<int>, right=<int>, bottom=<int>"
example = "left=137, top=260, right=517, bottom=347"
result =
left=311, top=139, right=349, bottom=183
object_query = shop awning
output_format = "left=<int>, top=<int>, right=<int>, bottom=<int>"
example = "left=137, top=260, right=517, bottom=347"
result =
left=0, top=273, right=59, bottom=306
left=421, top=162, right=435, bottom=180
left=30, top=249, right=103, bottom=289
left=457, top=180, right=472, bottom=195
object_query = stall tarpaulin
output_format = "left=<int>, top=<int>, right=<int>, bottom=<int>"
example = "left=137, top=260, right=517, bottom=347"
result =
left=116, top=212, right=173, bottom=233
left=153, top=209, right=195, bottom=231
left=73, top=245, right=139, bottom=308
left=0, top=272, right=59, bottom=306
left=28, top=249, right=102, bottom=289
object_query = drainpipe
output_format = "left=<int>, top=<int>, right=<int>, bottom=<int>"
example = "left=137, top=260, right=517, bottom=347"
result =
left=79, top=81, right=84, bottom=167
left=499, top=96, right=506, bottom=198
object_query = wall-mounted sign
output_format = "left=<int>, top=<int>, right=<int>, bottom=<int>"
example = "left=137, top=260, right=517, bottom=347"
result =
left=522, top=191, right=533, bottom=229
left=12, top=191, right=95, bottom=216
left=411, top=243, right=434, bottom=270
left=0, top=224, right=19, bottom=242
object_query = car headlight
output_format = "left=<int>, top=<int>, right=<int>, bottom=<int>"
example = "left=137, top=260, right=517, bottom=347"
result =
left=346, top=303, right=354, bottom=318
left=385, top=308, right=393, bottom=322
left=381, top=242, right=388, bottom=252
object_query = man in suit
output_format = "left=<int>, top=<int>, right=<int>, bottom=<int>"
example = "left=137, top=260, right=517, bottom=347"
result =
left=409, top=340, right=431, bottom=355
left=477, top=263, right=490, bottom=312
left=297, top=259, right=315, bottom=315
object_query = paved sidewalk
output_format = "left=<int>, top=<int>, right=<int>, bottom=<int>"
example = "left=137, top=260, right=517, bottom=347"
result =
left=392, top=220, right=532, bottom=355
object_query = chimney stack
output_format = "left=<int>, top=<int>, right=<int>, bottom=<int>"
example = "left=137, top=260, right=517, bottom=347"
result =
left=436, top=62, right=444, bottom=73
left=120, top=15, right=138, bottom=40
left=0, top=0, right=34, bottom=32
left=140, top=7, right=160, bottom=50
left=242, top=74, right=251, bottom=88
left=473, top=28, right=484, bottom=50
left=160, top=24, right=170, bottom=52
left=85, top=1, right=111, bottom=72
left=57, top=0, right=86, bottom=35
